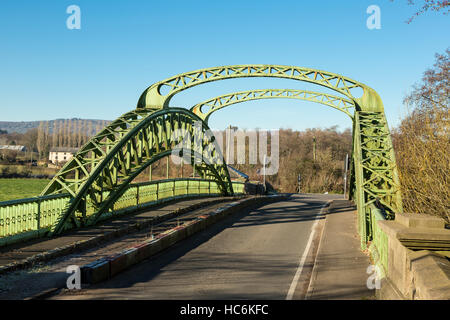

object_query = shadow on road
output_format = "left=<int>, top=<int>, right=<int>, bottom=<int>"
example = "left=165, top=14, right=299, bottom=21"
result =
left=55, top=195, right=333, bottom=299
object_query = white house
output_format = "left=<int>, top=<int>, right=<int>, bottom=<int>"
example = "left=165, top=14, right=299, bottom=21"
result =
left=49, top=147, right=78, bottom=164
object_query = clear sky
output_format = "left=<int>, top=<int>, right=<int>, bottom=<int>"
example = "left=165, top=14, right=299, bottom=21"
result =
left=0, top=0, right=448, bottom=132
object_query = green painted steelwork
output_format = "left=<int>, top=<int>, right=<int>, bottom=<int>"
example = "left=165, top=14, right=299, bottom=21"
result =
left=1, top=64, right=403, bottom=250
left=0, top=178, right=244, bottom=246
left=40, top=108, right=233, bottom=235
left=137, top=64, right=383, bottom=113
left=187, top=90, right=402, bottom=248
left=135, top=64, right=402, bottom=248
left=190, top=89, right=355, bottom=122
left=350, top=111, right=402, bottom=248
left=0, top=193, right=70, bottom=242
left=368, top=204, right=388, bottom=278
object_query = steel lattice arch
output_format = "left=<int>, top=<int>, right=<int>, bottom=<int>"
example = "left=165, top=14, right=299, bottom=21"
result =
left=41, top=108, right=232, bottom=235
left=190, top=89, right=355, bottom=122
left=41, top=64, right=403, bottom=248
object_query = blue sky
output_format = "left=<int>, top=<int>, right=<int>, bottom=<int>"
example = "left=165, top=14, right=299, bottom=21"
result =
left=0, top=0, right=448, bottom=131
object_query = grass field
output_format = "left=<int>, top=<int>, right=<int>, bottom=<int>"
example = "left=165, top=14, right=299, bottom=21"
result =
left=0, top=164, right=57, bottom=177
left=0, top=179, right=50, bottom=202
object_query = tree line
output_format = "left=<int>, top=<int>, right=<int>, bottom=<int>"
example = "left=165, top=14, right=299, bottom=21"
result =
left=0, top=119, right=110, bottom=161
left=392, top=48, right=449, bottom=223
left=0, top=50, right=447, bottom=223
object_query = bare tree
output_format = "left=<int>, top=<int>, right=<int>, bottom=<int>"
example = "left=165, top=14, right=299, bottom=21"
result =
left=36, top=121, right=44, bottom=159
left=393, top=48, right=449, bottom=222
left=44, top=121, right=50, bottom=158
left=58, top=120, right=63, bottom=147
left=76, top=119, right=82, bottom=147
left=23, top=128, right=38, bottom=157
left=67, top=119, right=73, bottom=147
left=404, top=48, right=449, bottom=110
left=87, top=121, right=93, bottom=139
left=392, top=0, right=450, bottom=23
left=95, top=121, right=102, bottom=135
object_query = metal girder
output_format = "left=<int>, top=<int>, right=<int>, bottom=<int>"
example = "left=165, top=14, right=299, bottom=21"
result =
left=134, top=64, right=402, bottom=250
left=190, top=89, right=355, bottom=122
left=351, top=111, right=403, bottom=249
left=42, top=108, right=232, bottom=235
left=136, top=64, right=384, bottom=113
left=38, top=64, right=403, bottom=250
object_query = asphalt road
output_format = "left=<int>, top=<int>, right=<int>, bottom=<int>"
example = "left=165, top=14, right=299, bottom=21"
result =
left=52, top=193, right=342, bottom=300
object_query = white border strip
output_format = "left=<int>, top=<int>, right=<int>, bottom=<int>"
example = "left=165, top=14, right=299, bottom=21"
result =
left=285, top=201, right=330, bottom=300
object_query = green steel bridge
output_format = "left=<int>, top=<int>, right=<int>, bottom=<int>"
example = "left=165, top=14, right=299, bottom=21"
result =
left=0, top=65, right=402, bottom=250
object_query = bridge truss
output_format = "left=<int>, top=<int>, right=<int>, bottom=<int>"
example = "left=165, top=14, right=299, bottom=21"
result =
left=40, top=64, right=402, bottom=248
left=41, top=108, right=232, bottom=235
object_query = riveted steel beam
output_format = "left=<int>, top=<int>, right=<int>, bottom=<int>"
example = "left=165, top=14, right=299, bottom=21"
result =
left=190, top=89, right=355, bottom=123
left=43, top=108, right=232, bottom=235
left=137, top=64, right=383, bottom=113
left=38, top=64, right=403, bottom=251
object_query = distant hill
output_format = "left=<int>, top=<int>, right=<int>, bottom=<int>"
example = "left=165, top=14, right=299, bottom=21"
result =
left=0, top=119, right=111, bottom=134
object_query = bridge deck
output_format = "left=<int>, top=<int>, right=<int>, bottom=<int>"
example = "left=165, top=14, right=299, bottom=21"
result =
left=0, top=195, right=377, bottom=300
left=0, top=196, right=250, bottom=299
left=0, top=196, right=242, bottom=273
left=50, top=194, right=341, bottom=300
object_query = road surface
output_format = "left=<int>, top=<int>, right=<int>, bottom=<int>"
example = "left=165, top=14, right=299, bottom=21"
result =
left=52, top=193, right=342, bottom=300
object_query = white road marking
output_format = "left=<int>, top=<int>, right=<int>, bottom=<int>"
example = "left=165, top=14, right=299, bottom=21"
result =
left=285, top=201, right=330, bottom=300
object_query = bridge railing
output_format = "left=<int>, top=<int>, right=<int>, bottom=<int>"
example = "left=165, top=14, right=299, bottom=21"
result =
left=0, top=178, right=245, bottom=247
left=368, top=204, right=388, bottom=277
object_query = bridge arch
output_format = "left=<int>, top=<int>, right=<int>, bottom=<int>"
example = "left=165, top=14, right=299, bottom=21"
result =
left=41, top=108, right=232, bottom=235
left=137, top=64, right=384, bottom=113
left=190, top=89, right=356, bottom=123
left=41, top=64, right=402, bottom=250
left=133, top=64, right=401, bottom=249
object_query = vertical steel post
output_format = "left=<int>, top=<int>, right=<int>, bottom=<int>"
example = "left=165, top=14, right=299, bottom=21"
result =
left=37, top=197, right=41, bottom=231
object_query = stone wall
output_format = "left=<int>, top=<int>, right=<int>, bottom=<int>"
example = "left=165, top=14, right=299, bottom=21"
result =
left=369, top=212, right=450, bottom=300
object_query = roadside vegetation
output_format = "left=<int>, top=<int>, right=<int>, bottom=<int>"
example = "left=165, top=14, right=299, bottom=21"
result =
left=392, top=48, right=449, bottom=223
left=0, top=179, right=50, bottom=202
left=131, top=126, right=353, bottom=195
left=0, top=165, right=57, bottom=178
left=0, top=51, right=447, bottom=219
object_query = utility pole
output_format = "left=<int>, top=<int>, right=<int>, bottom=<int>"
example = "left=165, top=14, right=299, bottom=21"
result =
left=343, top=153, right=349, bottom=199
left=313, top=135, right=316, bottom=162
left=227, top=125, right=231, bottom=165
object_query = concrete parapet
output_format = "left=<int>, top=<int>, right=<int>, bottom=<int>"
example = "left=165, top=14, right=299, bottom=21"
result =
left=395, top=213, right=446, bottom=229
left=409, top=250, right=450, bottom=300
left=374, top=213, right=450, bottom=300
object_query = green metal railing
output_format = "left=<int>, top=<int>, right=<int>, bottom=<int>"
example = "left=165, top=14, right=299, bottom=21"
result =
left=0, top=193, right=70, bottom=241
left=0, top=178, right=245, bottom=247
left=368, top=204, right=388, bottom=277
